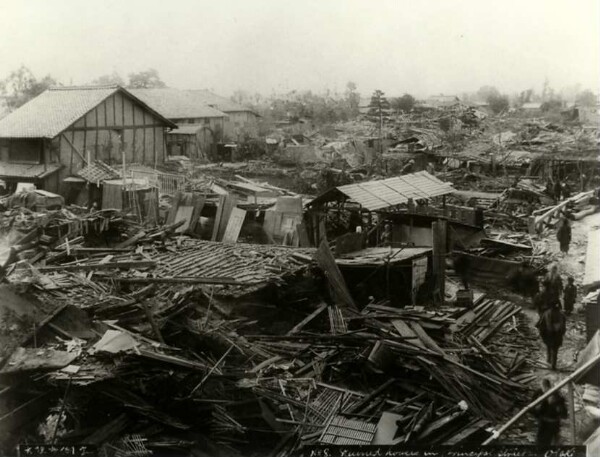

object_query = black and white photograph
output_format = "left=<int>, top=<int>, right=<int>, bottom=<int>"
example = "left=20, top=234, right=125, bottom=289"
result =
left=0, top=1, right=599, bottom=456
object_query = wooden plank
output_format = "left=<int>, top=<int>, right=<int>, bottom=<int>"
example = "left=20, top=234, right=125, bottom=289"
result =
left=211, top=194, right=226, bottom=241
left=314, top=240, right=356, bottom=310
left=222, top=207, right=246, bottom=243
left=115, top=276, right=256, bottom=286
left=391, top=319, right=426, bottom=349
left=116, top=230, right=146, bottom=248
left=37, top=260, right=156, bottom=272
left=287, top=303, right=328, bottom=335
left=408, top=322, right=445, bottom=355
left=61, top=133, right=87, bottom=165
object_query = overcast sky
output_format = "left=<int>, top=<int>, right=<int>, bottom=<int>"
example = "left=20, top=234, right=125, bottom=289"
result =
left=0, top=0, right=598, bottom=98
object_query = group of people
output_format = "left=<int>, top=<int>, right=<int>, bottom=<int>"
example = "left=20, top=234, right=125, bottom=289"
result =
left=531, top=263, right=578, bottom=446
left=534, top=264, right=577, bottom=370
left=545, top=178, right=572, bottom=202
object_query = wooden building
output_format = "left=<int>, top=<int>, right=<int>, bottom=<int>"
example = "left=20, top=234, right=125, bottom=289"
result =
left=0, top=85, right=175, bottom=194
left=132, top=88, right=260, bottom=148
left=130, top=88, right=229, bottom=159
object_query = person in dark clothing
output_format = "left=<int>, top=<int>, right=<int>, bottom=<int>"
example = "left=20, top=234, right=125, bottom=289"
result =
left=534, top=282, right=553, bottom=315
left=532, top=377, right=568, bottom=446
left=553, top=180, right=562, bottom=201
left=563, top=276, right=577, bottom=316
left=557, top=217, right=572, bottom=254
left=544, top=264, right=563, bottom=307
left=545, top=179, right=554, bottom=197
left=561, top=182, right=571, bottom=200
left=454, top=253, right=471, bottom=290
left=537, top=303, right=567, bottom=370
left=508, top=263, right=539, bottom=298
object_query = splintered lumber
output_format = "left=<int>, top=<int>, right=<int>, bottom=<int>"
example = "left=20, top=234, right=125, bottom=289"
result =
left=483, top=351, right=600, bottom=444
left=287, top=303, right=328, bottom=335
left=347, top=378, right=396, bottom=414
left=116, top=230, right=146, bottom=248
left=532, top=190, right=593, bottom=233
left=37, top=260, right=156, bottom=272
left=314, top=240, right=356, bottom=310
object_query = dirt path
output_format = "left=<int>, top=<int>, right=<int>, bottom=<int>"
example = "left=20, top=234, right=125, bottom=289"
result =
left=500, top=212, right=598, bottom=444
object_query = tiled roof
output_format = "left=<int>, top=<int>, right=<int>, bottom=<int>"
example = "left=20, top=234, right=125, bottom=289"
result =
left=129, top=89, right=229, bottom=119
left=309, top=171, right=455, bottom=211
left=0, top=86, right=119, bottom=139
left=0, top=86, right=176, bottom=139
left=148, top=239, right=313, bottom=286
left=77, top=160, right=120, bottom=183
left=0, top=162, right=61, bottom=179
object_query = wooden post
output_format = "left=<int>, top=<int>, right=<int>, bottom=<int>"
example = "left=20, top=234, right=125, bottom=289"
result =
left=568, top=382, right=576, bottom=444
left=432, top=220, right=447, bottom=306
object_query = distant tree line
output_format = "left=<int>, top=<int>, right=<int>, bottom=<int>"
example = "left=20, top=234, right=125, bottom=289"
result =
left=0, top=66, right=167, bottom=111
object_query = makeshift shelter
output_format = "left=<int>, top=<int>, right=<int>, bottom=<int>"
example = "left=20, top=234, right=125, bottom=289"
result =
left=305, top=171, right=456, bottom=245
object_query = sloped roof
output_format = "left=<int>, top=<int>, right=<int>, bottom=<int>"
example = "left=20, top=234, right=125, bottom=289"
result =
left=308, top=171, right=455, bottom=211
left=186, top=89, right=257, bottom=113
left=129, top=88, right=229, bottom=119
left=0, top=86, right=176, bottom=139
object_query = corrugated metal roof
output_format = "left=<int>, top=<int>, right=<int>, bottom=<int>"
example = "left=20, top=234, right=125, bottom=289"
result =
left=333, top=171, right=454, bottom=211
left=130, top=89, right=230, bottom=119
left=0, top=86, right=176, bottom=139
left=0, top=162, right=61, bottom=179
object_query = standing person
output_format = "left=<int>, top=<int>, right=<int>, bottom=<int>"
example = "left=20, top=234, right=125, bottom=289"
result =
left=556, top=217, right=572, bottom=254
left=545, top=264, right=563, bottom=307
left=561, top=181, right=571, bottom=200
left=537, top=303, right=567, bottom=370
left=553, top=179, right=562, bottom=201
left=532, top=377, right=568, bottom=446
left=545, top=179, right=554, bottom=198
left=534, top=282, right=552, bottom=315
left=563, top=276, right=577, bottom=316
left=380, top=223, right=392, bottom=247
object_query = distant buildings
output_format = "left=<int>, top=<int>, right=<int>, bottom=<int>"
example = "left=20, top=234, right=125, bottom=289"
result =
left=131, top=89, right=260, bottom=158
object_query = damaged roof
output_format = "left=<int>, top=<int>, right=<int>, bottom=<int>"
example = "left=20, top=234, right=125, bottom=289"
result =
left=309, top=171, right=455, bottom=211
left=148, top=239, right=313, bottom=286
left=0, top=85, right=176, bottom=139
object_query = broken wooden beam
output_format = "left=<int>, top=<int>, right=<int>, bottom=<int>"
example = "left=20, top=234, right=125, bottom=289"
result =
left=37, top=260, right=156, bottom=272
left=114, top=276, right=255, bottom=286
left=287, top=303, right=328, bottom=335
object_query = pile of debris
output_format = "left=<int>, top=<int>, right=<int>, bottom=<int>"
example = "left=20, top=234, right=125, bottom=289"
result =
left=0, top=210, right=541, bottom=456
